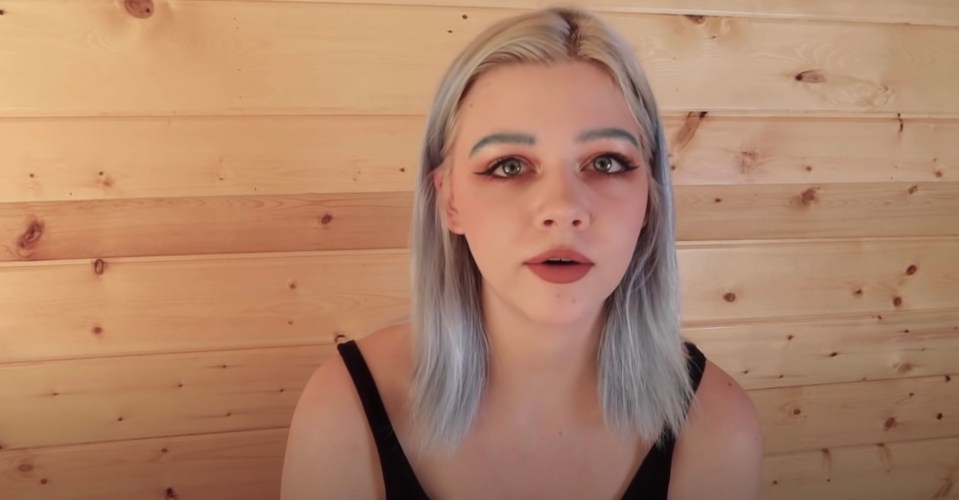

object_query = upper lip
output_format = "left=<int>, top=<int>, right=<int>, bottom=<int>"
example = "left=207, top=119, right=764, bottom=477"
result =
left=525, top=247, right=593, bottom=265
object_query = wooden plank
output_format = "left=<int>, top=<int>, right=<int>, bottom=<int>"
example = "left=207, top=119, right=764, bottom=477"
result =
left=0, top=345, right=328, bottom=449
left=0, top=192, right=414, bottom=261
left=3, top=181, right=958, bottom=262
left=683, top=308, right=959, bottom=391
left=679, top=238, right=959, bottom=322
left=229, top=0, right=959, bottom=28
left=755, top=372, right=958, bottom=454
left=1, top=3, right=957, bottom=116
left=0, top=341, right=955, bottom=454
left=0, top=250, right=413, bottom=364
left=0, top=428, right=286, bottom=500
left=0, top=242, right=957, bottom=362
left=1, top=115, right=953, bottom=203
left=1, top=429, right=956, bottom=500
left=762, top=435, right=959, bottom=500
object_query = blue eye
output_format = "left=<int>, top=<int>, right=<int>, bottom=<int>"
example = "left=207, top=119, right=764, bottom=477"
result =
left=477, top=153, right=638, bottom=180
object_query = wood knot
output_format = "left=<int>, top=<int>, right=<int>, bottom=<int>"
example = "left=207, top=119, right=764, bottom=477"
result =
left=18, top=463, right=33, bottom=473
left=799, top=187, right=818, bottom=205
left=906, top=264, right=918, bottom=275
left=685, top=14, right=706, bottom=24
left=938, top=413, right=944, bottom=420
left=795, top=70, right=826, bottom=83
left=92, top=325, right=103, bottom=335
left=853, top=288, right=863, bottom=297
left=18, top=219, right=44, bottom=250
left=883, top=417, right=896, bottom=430
left=124, top=0, right=154, bottom=18
left=320, top=213, right=333, bottom=225
left=792, top=408, right=802, bottom=416
left=893, top=296, right=903, bottom=307
left=897, top=362, right=913, bottom=374
left=907, top=184, right=919, bottom=194
left=165, top=487, right=179, bottom=500
left=723, top=292, right=736, bottom=303
left=673, top=111, right=707, bottom=151
left=93, top=258, right=106, bottom=275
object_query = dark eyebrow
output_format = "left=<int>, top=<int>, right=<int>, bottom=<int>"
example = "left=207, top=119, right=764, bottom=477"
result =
left=469, top=133, right=536, bottom=157
left=577, top=128, right=640, bottom=148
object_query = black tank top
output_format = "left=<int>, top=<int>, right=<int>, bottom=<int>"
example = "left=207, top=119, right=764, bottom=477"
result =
left=337, top=339, right=707, bottom=500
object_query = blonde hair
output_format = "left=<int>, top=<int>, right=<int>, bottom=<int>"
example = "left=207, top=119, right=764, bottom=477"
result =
left=408, top=6, right=696, bottom=455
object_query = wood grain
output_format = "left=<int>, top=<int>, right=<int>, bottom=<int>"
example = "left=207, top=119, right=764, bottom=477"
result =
left=0, top=249, right=412, bottom=363
left=2, top=115, right=952, bottom=203
left=1, top=426, right=955, bottom=500
left=1, top=3, right=958, bottom=116
left=762, top=435, right=959, bottom=500
left=0, top=345, right=326, bottom=450
left=683, top=308, right=959, bottom=391
left=2, top=183, right=958, bottom=262
left=0, top=243, right=957, bottom=363
left=221, top=0, right=959, bottom=27
left=0, top=428, right=286, bottom=500
left=0, top=341, right=955, bottom=454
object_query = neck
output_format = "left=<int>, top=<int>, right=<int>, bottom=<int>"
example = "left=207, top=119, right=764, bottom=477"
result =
left=480, top=284, right=606, bottom=423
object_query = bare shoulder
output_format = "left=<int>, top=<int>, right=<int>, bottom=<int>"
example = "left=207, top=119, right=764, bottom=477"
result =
left=670, top=358, right=765, bottom=500
left=280, top=334, right=383, bottom=500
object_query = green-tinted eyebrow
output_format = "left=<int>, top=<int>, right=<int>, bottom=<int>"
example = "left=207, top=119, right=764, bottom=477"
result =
left=577, top=128, right=640, bottom=148
left=469, top=133, right=535, bottom=157
left=468, top=128, right=640, bottom=157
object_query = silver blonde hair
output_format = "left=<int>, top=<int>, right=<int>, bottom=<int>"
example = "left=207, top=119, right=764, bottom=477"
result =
left=408, top=6, right=697, bottom=456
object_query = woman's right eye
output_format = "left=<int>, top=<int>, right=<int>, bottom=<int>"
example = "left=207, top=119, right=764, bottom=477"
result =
left=485, top=157, right=525, bottom=179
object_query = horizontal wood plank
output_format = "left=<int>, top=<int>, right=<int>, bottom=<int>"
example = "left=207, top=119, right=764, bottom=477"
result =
left=0, top=342, right=955, bottom=453
left=0, top=345, right=327, bottom=450
left=1, top=3, right=957, bottom=116
left=0, top=243, right=957, bottom=369
left=0, top=428, right=956, bottom=500
left=754, top=372, right=958, bottom=454
left=229, top=0, right=959, bottom=28
left=3, top=181, right=958, bottom=262
left=762, top=435, right=959, bottom=500
left=2, top=115, right=953, bottom=203
left=0, top=428, right=286, bottom=500
left=684, top=308, right=959, bottom=391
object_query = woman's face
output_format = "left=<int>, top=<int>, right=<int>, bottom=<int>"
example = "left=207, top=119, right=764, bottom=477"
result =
left=434, top=60, right=651, bottom=326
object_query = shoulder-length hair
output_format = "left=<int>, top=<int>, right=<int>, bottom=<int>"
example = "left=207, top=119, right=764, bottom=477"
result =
left=407, top=6, right=696, bottom=456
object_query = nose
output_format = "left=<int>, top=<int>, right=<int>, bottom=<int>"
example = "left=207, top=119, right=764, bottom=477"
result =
left=535, top=168, right=590, bottom=230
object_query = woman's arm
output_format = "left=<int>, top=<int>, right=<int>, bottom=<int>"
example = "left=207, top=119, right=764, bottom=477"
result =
left=671, top=360, right=765, bottom=500
left=281, top=357, right=380, bottom=500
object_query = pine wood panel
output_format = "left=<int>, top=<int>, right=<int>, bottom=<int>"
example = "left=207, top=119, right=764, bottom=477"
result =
left=2, top=3, right=958, bottom=117
left=2, top=427, right=956, bottom=500
left=1, top=115, right=954, bottom=204
left=0, top=345, right=326, bottom=450
left=1, top=243, right=957, bottom=366
left=683, top=308, right=959, bottom=391
left=5, top=182, right=957, bottom=262
left=0, top=250, right=412, bottom=364
left=762, top=435, right=959, bottom=500
left=0, top=342, right=955, bottom=455
left=0, top=428, right=286, bottom=500
left=754, top=372, right=958, bottom=455
left=247, top=0, right=959, bottom=27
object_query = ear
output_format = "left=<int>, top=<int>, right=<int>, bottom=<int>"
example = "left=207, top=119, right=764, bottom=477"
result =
left=432, top=168, right=464, bottom=235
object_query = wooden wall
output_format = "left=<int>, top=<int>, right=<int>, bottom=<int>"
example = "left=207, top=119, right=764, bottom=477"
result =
left=1, top=1, right=957, bottom=499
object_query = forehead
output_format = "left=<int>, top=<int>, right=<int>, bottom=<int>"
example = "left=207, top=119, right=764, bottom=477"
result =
left=455, top=61, right=638, bottom=141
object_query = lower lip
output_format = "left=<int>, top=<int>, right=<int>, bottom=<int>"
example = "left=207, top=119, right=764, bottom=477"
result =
left=525, top=263, right=593, bottom=284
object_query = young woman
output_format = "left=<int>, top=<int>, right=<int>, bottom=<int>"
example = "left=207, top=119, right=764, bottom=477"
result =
left=282, top=7, right=763, bottom=499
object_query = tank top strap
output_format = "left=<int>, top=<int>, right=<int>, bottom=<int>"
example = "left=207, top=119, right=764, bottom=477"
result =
left=336, top=340, right=430, bottom=499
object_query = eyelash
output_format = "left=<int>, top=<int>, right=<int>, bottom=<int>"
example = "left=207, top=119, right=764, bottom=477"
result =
left=478, top=153, right=639, bottom=181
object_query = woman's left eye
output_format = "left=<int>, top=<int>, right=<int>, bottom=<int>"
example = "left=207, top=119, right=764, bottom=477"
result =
left=591, top=154, right=635, bottom=174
